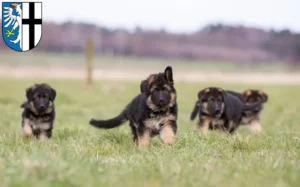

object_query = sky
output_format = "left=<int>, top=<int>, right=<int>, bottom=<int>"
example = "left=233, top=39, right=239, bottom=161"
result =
left=1, top=0, right=299, bottom=33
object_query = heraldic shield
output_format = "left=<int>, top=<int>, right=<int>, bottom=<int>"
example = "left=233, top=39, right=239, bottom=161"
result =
left=2, top=2, right=42, bottom=52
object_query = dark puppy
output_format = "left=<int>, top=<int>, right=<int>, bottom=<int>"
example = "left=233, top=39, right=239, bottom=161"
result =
left=190, top=87, right=263, bottom=134
left=226, top=89, right=268, bottom=133
left=21, top=83, right=56, bottom=140
left=89, top=66, right=178, bottom=148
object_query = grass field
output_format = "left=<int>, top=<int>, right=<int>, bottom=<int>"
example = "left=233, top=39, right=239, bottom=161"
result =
left=0, top=78, right=299, bottom=187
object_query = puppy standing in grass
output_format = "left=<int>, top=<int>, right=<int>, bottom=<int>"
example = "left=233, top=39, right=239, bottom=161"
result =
left=89, top=66, right=178, bottom=148
left=190, top=87, right=263, bottom=134
left=226, top=89, right=268, bottom=133
left=20, top=83, right=56, bottom=140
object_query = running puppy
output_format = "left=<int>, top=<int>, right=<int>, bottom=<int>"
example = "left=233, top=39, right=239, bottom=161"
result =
left=89, top=66, right=178, bottom=148
left=226, top=89, right=268, bottom=133
left=20, top=83, right=56, bottom=140
left=190, top=87, right=263, bottom=134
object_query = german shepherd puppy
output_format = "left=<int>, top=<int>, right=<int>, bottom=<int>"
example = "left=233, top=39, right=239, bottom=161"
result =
left=226, top=89, right=268, bottom=133
left=190, top=87, right=263, bottom=134
left=89, top=66, right=178, bottom=148
left=20, top=83, right=56, bottom=140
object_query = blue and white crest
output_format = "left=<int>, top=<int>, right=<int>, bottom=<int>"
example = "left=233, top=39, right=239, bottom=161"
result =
left=2, top=2, right=42, bottom=52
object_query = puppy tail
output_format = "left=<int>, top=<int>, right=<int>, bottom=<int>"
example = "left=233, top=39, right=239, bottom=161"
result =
left=243, top=101, right=263, bottom=111
left=89, top=110, right=127, bottom=129
left=190, top=100, right=201, bottom=121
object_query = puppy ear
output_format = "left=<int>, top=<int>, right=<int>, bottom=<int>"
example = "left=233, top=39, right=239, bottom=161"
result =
left=140, top=80, right=148, bottom=93
left=50, top=88, right=56, bottom=101
left=241, top=90, right=251, bottom=102
left=26, top=86, right=35, bottom=101
left=20, top=101, right=29, bottom=109
left=217, top=88, right=227, bottom=105
left=190, top=100, right=201, bottom=121
left=198, top=88, right=211, bottom=101
left=258, top=90, right=268, bottom=102
left=197, top=90, right=206, bottom=101
left=164, top=66, right=173, bottom=85
left=143, top=75, right=155, bottom=95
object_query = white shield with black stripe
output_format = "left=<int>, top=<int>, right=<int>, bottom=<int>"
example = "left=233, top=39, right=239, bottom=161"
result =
left=22, top=2, right=42, bottom=51
left=2, top=2, right=42, bottom=52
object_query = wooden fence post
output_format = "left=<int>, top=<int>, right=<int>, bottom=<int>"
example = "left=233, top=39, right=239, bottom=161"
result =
left=86, top=39, right=94, bottom=88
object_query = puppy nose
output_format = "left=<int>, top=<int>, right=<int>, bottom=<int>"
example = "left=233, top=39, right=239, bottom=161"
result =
left=215, top=108, right=220, bottom=113
left=40, top=105, right=45, bottom=109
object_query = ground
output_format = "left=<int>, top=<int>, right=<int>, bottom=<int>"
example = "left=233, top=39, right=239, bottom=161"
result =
left=0, top=77, right=299, bottom=187
left=0, top=52, right=299, bottom=186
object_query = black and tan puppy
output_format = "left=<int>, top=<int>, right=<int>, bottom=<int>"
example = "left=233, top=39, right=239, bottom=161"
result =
left=20, top=83, right=56, bottom=140
left=190, top=87, right=263, bottom=134
left=226, top=89, right=268, bottom=133
left=89, top=66, right=178, bottom=148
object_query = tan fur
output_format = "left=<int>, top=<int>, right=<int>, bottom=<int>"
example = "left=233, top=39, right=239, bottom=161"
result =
left=170, top=93, right=176, bottom=104
left=147, top=75, right=155, bottom=85
left=146, top=96, right=156, bottom=111
left=45, top=106, right=53, bottom=114
left=22, top=119, right=33, bottom=137
left=39, top=122, right=51, bottom=130
left=201, top=102, right=209, bottom=114
left=29, top=101, right=53, bottom=115
left=138, top=129, right=151, bottom=148
left=228, top=120, right=235, bottom=132
left=249, top=119, right=262, bottom=134
left=146, top=95, right=174, bottom=112
left=199, top=116, right=211, bottom=134
left=212, top=118, right=225, bottom=128
left=24, top=117, right=51, bottom=132
left=160, top=123, right=175, bottom=145
left=245, top=90, right=252, bottom=97
left=144, top=114, right=176, bottom=130
left=29, top=101, right=38, bottom=114
left=220, top=103, right=225, bottom=113
left=38, top=132, right=50, bottom=140
left=144, top=117, right=164, bottom=130
left=204, top=88, right=210, bottom=93
left=48, top=101, right=53, bottom=107
left=164, top=84, right=172, bottom=91
left=150, top=85, right=157, bottom=92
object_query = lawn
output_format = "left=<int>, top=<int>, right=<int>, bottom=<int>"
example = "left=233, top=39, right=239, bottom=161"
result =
left=0, top=78, right=299, bottom=187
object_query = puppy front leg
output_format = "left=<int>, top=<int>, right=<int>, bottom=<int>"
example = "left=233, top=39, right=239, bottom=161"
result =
left=38, top=129, right=52, bottom=140
left=249, top=119, right=262, bottom=134
left=160, top=120, right=177, bottom=145
left=227, top=120, right=237, bottom=134
left=198, top=116, right=211, bottom=134
left=137, top=126, right=151, bottom=148
left=22, top=119, right=33, bottom=137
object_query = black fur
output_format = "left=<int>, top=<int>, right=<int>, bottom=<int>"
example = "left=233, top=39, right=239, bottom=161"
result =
left=21, top=83, right=56, bottom=139
left=191, top=87, right=264, bottom=133
left=226, top=89, right=268, bottom=132
left=89, top=66, right=178, bottom=147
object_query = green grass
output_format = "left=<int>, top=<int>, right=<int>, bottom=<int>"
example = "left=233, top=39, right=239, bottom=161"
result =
left=0, top=78, right=300, bottom=187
